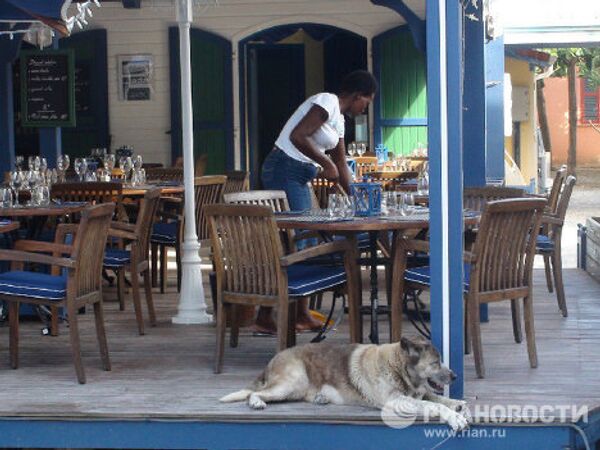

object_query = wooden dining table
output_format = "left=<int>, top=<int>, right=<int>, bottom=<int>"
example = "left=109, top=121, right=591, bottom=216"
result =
left=276, top=211, right=479, bottom=344
left=0, top=202, right=89, bottom=238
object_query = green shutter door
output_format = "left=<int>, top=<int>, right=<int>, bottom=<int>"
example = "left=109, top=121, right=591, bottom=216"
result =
left=373, top=26, right=427, bottom=156
left=169, top=27, right=233, bottom=174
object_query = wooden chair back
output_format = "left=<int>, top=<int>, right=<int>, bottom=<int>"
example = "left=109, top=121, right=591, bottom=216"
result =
left=471, top=198, right=546, bottom=297
left=554, top=176, right=576, bottom=224
left=463, top=186, right=525, bottom=212
left=195, top=175, right=227, bottom=240
left=354, top=156, right=378, bottom=179
left=223, top=171, right=250, bottom=197
left=206, top=204, right=284, bottom=297
left=310, top=177, right=333, bottom=209
left=70, top=203, right=116, bottom=298
left=51, top=182, right=123, bottom=205
left=146, top=167, right=183, bottom=182
left=133, top=188, right=162, bottom=263
left=369, top=171, right=419, bottom=191
left=548, top=165, right=568, bottom=213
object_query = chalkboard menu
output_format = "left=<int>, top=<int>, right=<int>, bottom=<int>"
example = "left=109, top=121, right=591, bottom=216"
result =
left=20, top=49, right=76, bottom=127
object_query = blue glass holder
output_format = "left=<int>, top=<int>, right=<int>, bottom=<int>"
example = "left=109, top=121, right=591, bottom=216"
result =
left=350, top=182, right=382, bottom=217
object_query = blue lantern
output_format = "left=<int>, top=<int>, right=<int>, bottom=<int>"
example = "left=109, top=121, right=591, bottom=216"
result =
left=375, top=144, right=388, bottom=164
left=350, top=182, right=382, bottom=217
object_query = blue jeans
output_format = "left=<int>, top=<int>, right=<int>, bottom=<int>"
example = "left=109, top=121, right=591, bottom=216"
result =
left=261, top=149, right=318, bottom=212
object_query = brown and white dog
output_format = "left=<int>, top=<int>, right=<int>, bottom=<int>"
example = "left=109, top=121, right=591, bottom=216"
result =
left=220, top=336, right=470, bottom=430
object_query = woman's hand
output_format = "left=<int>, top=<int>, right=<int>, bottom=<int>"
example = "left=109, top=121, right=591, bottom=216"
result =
left=320, top=160, right=339, bottom=181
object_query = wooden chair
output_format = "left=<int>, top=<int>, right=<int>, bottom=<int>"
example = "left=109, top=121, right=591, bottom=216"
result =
left=0, top=203, right=115, bottom=384
left=369, top=171, right=419, bottom=191
left=396, top=198, right=547, bottom=378
left=310, top=177, right=334, bottom=209
left=206, top=204, right=360, bottom=373
left=51, top=181, right=125, bottom=222
left=463, top=186, right=525, bottom=212
left=103, top=188, right=161, bottom=335
left=146, top=167, right=184, bottom=182
left=353, top=156, right=378, bottom=180
left=152, top=175, right=226, bottom=293
left=222, top=171, right=250, bottom=198
left=536, top=176, right=576, bottom=317
left=547, top=165, right=568, bottom=213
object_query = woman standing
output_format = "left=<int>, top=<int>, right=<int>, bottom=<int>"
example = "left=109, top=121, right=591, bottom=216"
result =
left=256, top=70, right=378, bottom=334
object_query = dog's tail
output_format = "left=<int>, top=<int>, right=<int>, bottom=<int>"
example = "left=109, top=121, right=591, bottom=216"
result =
left=219, top=389, right=253, bottom=403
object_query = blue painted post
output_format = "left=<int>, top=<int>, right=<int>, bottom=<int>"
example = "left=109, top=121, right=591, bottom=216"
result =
left=0, top=35, right=22, bottom=175
left=463, top=7, right=486, bottom=188
left=39, top=38, right=61, bottom=167
left=485, top=35, right=505, bottom=181
left=427, top=0, right=464, bottom=399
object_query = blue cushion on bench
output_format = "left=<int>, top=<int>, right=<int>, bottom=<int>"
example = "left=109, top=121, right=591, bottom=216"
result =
left=151, top=222, right=178, bottom=245
left=287, top=263, right=346, bottom=296
left=536, top=235, right=554, bottom=252
left=0, top=271, right=67, bottom=300
left=405, top=263, right=471, bottom=292
left=104, top=249, right=131, bottom=268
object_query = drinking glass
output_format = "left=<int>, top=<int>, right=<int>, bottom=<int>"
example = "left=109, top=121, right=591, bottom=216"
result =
left=74, top=158, right=84, bottom=181
left=39, top=157, right=48, bottom=173
left=63, top=154, right=70, bottom=172
left=348, top=142, right=357, bottom=157
left=33, top=156, right=41, bottom=172
left=122, top=157, right=133, bottom=182
left=9, top=171, right=21, bottom=207
left=133, top=155, right=143, bottom=171
left=357, top=143, right=366, bottom=157
left=27, top=156, right=35, bottom=171
left=104, top=154, right=116, bottom=171
left=400, top=192, right=415, bottom=216
left=0, top=188, right=13, bottom=208
left=15, top=156, right=24, bottom=171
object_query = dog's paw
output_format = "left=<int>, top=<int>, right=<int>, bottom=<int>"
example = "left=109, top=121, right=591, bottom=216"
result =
left=313, top=393, right=330, bottom=405
left=445, top=410, right=469, bottom=431
left=451, top=400, right=468, bottom=414
left=248, top=394, right=267, bottom=410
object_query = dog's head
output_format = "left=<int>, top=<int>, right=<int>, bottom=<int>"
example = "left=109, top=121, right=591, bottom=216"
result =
left=399, top=336, right=456, bottom=393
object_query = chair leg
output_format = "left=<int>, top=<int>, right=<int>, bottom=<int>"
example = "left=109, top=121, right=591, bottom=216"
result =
left=214, top=301, right=227, bottom=374
left=160, top=245, right=167, bottom=294
left=277, top=298, right=290, bottom=352
left=230, top=305, right=239, bottom=348
left=143, top=270, right=157, bottom=327
left=8, top=301, right=19, bottom=369
left=67, top=304, right=86, bottom=384
left=510, top=299, right=523, bottom=343
left=151, top=243, right=158, bottom=288
left=50, top=305, right=59, bottom=336
left=130, top=270, right=145, bottom=335
left=551, top=248, right=568, bottom=317
left=522, top=295, right=538, bottom=368
left=93, top=300, right=111, bottom=371
left=543, top=255, right=554, bottom=293
left=287, top=301, right=297, bottom=348
left=117, top=269, right=126, bottom=311
left=468, top=297, right=485, bottom=378
left=175, top=245, right=182, bottom=293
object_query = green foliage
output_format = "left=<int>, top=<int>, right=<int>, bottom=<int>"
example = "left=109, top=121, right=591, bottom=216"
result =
left=546, top=48, right=600, bottom=88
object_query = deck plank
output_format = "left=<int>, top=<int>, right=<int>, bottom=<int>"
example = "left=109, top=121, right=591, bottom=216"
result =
left=0, top=268, right=598, bottom=423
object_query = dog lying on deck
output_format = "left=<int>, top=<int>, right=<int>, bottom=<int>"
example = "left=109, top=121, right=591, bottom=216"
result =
left=220, top=336, right=470, bottom=430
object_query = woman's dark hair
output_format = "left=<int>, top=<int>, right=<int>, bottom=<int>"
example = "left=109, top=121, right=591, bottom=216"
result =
left=339, top=70, right=378, bottom=96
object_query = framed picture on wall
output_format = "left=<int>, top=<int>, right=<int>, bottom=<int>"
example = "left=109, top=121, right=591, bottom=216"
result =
left=117, top=54, right=154, bottom=101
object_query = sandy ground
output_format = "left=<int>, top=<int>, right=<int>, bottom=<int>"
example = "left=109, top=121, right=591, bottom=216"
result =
left=538, top=167, right=600, bottom=269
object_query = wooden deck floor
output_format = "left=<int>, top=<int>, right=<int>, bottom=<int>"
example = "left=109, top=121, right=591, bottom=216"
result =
left=0, top=268, right=598, bottom=424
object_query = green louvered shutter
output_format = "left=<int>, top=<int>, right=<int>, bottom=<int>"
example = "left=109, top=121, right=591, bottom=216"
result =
left=169, top=27, right=233, bottom=174
left=373, top=26, right=427, bottom=156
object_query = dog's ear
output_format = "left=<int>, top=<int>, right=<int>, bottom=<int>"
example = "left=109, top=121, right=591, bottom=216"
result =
left=401, top=337, right=421, bottom=362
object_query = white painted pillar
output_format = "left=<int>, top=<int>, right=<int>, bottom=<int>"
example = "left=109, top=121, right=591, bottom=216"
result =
left=172, top=0, right=212, bottom=325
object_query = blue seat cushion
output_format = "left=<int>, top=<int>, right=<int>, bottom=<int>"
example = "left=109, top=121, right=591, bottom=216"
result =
left=333, top=232, right=371, bottom=250
left=0, top=271, right=67, bottom=300
left=405, top=263, right=471, bottom=292
left=151, top=222, right=178, bottom=245
left=104, top=249, right=131, bottom=268
left=536, top=235, right=554, bottom=252
left=287, top=263, right=346, bottom=296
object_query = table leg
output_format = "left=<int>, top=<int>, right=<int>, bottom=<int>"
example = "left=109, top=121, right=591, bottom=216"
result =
left=368, top=231, right=379, bottom=344
left=344, top=233, right=362, bottom=343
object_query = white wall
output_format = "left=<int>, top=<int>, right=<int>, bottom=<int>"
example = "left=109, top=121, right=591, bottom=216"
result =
left=75, top=0, right=404, bottom=167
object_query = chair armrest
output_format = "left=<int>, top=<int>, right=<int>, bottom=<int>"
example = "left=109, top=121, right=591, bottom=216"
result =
left=280, top=240, right=349, bottom=267
left=111, top=221, right=136, bottom=232
left=161, top=196, right=183, bottom=204
left=400, top=239, right=431, bottom=253
left=541, top=214, right=563, bottom=226
left=13, top=240, right=73, bottom=256
left=0, top=249, right=75, bottom=268
left=108, top=228, right=138, bottom=241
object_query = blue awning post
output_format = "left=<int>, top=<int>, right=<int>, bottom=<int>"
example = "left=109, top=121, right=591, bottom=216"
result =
left=370, top=0, right=426, bottom=52
left=39, top=37, right=61, bottom=167
left=0, top=30, right=22, bottom=175
left=463, top=6, right=486, bottom=188
left=485, top=35, right=505, bottom=181
left=427, top=0, right=464, bottom=399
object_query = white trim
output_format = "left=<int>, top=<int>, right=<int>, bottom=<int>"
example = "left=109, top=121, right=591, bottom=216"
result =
left=438, top=0, right=451, bottom=397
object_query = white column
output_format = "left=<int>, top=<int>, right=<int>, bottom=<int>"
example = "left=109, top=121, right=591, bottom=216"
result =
left=172, top=0, right=212, bottom=324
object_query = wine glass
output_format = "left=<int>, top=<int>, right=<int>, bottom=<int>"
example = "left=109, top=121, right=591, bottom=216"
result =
left=39, top=157, right=48, bottom=173
left=15, top=156, right=24, bottom=171
left=63, top=154, right=70, bottom=172
left=133, top=155, right=143, bottom=171
left=104, top=154, right=116, bottom=172
left=74, top=158, right=86, bottom=182
left=348, top=142, right=357, bottom=157
left=9, top=171, right=21, bottom=207
left=357, top=143, right=366, bottom=157
left=122, top=157, right=133, bottom=182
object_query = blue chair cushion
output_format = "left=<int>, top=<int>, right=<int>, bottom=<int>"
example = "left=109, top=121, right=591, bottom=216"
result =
left=0, top=271, right=67, bottom=300
left=405, top=263, right=471, bottom=292
left=332, top=232, right=371, bottom=250
left=104, top=249, right=131, bottom=268
left=151, top=222, right=178, bottom=245
left=536, top=235, right=554, bottom=252
left=287, top=263, right=346, bottom=296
